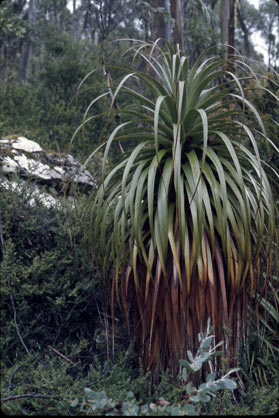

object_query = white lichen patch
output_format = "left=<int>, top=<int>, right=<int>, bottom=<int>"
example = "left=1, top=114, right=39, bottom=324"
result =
left=13, top=136, right=43, bottom=152
left=2, top=156, right=18, bottom=173
left=13, top=154, right=62, bottom=180
left=1, top=179, right=63, bottom=209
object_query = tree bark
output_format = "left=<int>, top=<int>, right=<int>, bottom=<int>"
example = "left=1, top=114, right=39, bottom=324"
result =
left=228, top=0, right=235, bottom=58
left=220, top=0, right=229, bottom=60
left=19, top=43, right=32, bottom=83
left=150, top=0, right=167, bottom=42
left=220, top=0, right=236, bottom=70
left=170, top=0, right=184, bottom=51
left=164, top=0, right=171, bottom=42
left=19, top=0, right=37, bottom=83
left=237, top=5, right=251, bottom=58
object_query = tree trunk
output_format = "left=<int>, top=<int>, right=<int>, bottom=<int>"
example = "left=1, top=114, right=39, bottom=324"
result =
left=72, top=3, right=84, bottom=40
left=170, top=0, right=184, bottom=51
left=2, top=46, right=9, bottom=91
left=19, top=43, right=32, bottom=83
left=150, top=0, right=167, bottom=42
left=220, top=0, right=229, bottom=60
left=19, top=0, right=36, bottom=83
left=164, top=0, right=171, bottom=42
left=220, top=0, right=236, bottom=60
left=228, top=0, right=235, bottom=58
left=237, top=6, right=250, bottom=58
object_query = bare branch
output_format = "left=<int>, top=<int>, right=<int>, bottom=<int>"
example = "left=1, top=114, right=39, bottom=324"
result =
left=48, top=345, right=75, bottom=365
left=8, top=365, right=23, bottom=395
left=1, top=393, right=59, bottom=403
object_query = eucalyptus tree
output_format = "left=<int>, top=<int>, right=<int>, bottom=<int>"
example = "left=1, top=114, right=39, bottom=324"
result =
left=170, top=0, right=184, bottom=49
left=220, top=0, right=236, bottom=63
left=234, top=0, right=262, bottom=60
left=19, top=0, right=38, bottom=82
left=78, top=39, right=278, bottom=383
left=183, top=0, right=219, bottom=65
left=80, top=0, right=142, bottom=43
left=259, top=0, right=279, bottom=70
left=149, top=0, right=168, bottom=42
left=0, top=0, right=28, bottom=85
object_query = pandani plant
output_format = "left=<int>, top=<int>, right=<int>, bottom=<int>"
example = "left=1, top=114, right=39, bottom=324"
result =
left=73, top=39, right=279, bottom=383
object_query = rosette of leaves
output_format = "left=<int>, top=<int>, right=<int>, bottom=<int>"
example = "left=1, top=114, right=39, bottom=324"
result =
left=80, top=39, right=278, bottom=382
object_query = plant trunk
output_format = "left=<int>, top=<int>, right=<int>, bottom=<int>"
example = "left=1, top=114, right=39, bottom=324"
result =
left=164, top=0, right=171, bottom=42
left=127, top=244, right=244, bottom=385
left=19, top=0, right=37, bottom=83
left=228, top=0, right=235, bottom=59
left=220, top=0, right=229, bottom=60
left=237, top=6, right=250, bottom=58
left=170, top=0, right=184, bottom=51
left=150, top=0, right=168, bottom=42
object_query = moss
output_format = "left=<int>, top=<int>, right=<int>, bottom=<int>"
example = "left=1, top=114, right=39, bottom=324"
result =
left=5, top=134, right=19, bottom=140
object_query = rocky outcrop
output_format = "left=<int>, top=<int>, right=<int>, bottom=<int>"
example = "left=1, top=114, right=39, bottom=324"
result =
left=0, top=135, right=96, bottom=207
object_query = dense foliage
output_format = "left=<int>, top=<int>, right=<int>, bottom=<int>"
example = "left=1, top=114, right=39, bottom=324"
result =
left=0, top=178, right=104, bottom=366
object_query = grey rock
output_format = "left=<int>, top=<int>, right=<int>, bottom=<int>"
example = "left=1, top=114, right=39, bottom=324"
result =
left=0, top=135, right=96, bottom=207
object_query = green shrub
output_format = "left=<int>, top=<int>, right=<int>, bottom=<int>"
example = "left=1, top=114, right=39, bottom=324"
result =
left=201, top=378, right=279, bottom=416
left=0, top=341, right=144, bottom=416
left=0, top=354, right=84, bottom=416
left=0, top=177, right=103, bottom=367
left=1, top=263, right=278, bottom=418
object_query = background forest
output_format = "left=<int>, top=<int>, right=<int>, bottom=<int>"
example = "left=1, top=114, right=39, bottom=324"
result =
left=1, top=0, right=278, bottom=155
left=0, top=0, right=279, bottom=415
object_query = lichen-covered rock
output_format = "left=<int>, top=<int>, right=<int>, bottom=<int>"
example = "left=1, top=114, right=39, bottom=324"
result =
left=1, top=177, right=62, bottom=208
left=0, top=135, right=96, bottom=207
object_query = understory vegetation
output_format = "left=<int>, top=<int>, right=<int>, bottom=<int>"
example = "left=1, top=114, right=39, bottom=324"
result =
left=0, top=177, right=278, bottom=415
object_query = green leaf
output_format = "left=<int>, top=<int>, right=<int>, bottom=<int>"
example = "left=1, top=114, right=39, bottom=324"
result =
left=127, top=391, right=135, bottom=400
left=181, top=367, right=187, bottom=382
left=179, top=359, right=189, bottom=368
left=185, top=382, right=197, bottom=395
left=71, top=398, right=79, bottom=407
left=200, top=335, right=214, bottom=349
left=187, top=350, right=194, bottom=362
left=190, top=394, right=201, bottom=403
left=181, top=404, right=199, bottom=415
left=206, top=372, right=216, bottom=382
left=218, top=378, right=237, bottom=390
left=199, top=390, right=211, bottom=402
